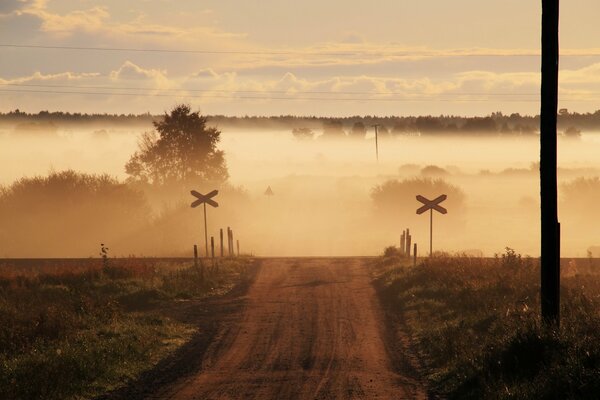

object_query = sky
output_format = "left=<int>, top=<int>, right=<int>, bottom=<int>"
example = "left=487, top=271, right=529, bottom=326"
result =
left=1, top=0, right=600, bottom=116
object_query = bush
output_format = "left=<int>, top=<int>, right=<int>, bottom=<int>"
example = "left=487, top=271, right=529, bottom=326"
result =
left=0, top=171, right=151, bottom=257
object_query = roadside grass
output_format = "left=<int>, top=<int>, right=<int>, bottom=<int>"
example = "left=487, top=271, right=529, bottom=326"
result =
left=375, top=249, right=600, bottom=400
left=0, top=257, right=253, bottom=400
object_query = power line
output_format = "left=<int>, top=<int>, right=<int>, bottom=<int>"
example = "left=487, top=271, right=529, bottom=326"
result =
left=3, top=43, right=600, bottom=58
left=0, top=88, right=573, bottom=102
left=0, top=44, right=369, bottom=57
left=0, top=82, right=543, bottom=97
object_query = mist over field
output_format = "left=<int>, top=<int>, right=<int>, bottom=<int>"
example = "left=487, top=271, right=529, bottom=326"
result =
left=1, top=121, right=599, bottom=258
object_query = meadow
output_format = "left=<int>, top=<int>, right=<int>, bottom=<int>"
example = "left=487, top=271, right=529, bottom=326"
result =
left=0, top=256, right=253, bottom=400
left=375, top=250, right=600, bottom=399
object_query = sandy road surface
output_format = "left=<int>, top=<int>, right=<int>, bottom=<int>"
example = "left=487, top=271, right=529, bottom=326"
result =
left=156, top=258, right=427, bottom=400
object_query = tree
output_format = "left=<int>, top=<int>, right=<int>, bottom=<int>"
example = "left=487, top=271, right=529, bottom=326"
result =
left=0, top=170, right=150, bottom=256
left=125, top=104, right=228, bottom=185
left=292, top=127, right=314, bottom=140
left=349, top=121, right=367, bottom=139
left=563, top=126, right=581, bottom=139
left=321, top=120, right=346, bottom=139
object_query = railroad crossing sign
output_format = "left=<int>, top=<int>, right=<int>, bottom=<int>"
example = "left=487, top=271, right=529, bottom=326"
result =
left=191, top=189, right=219, bottom=208
left=416, top=194, right=448, bottom=257
left=416, top=194, right=447, bottom=215
left=264, top=186, right=274, bottom=196
left=191, top=190, right=219, bottom=257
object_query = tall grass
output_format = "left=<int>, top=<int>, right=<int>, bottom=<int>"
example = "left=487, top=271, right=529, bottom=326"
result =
left=376, top=250, right=600, bottom=399
left=0, top=257, right=252, bottom=399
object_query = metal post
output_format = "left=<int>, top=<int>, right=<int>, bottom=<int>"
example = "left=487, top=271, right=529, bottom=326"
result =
left=541, top=0, right=560, bottom=325
left=203, top=203, right=208, bottom=257
left=429, top=209, right=433, bottom=257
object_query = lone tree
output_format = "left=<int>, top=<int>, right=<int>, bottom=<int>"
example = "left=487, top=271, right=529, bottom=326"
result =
left=126, top=104, right=228, bottom=186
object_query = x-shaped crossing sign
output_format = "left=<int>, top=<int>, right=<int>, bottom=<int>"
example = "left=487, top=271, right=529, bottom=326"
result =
left=416, top=194, right=447, bottom=215
left=191, top=190, right=219, bottom=208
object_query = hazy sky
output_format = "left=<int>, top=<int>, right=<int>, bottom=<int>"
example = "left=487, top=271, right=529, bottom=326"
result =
left=1, top=0, right=600, bottom=116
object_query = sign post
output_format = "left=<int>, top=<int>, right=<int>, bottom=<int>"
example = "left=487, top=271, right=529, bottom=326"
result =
left=190, top=189, right=219, bottom=257
left=416, top=194, right=447, bottom=257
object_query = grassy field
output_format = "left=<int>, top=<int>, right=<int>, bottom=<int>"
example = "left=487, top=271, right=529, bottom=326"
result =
left=375, top=249, right=600, bottom=400
left=0, top=256, right=254, bottom=400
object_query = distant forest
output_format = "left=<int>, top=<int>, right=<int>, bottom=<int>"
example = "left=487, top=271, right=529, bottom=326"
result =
left=1, top=108, right=600, bottom=137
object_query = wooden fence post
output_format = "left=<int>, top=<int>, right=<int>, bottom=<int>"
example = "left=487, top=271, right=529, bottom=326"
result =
left=193, top=244, right=198, bottom=268
left=220, top=228, right=224, bottom=257
left=407, top=232, right=412, bottom=258
left=211, top=236, right=215, bottom=269
left=401, top=231, right=406, bottom=255
left=237, top=239, right=240, bottom=257
left=413, top=243, right=417, bottom=267
left=227, top=227, right=232, bottom=257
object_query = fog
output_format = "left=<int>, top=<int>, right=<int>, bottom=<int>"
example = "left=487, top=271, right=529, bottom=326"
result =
left=1, top=125, right=599, bottom=258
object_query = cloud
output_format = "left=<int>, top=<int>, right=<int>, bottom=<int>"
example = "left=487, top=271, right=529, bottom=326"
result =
left=33, top=6, right=110, bottom=34
left=109, top=61, right=173, bottom=89
left=11, top=0, right=246, bottom=50
left=0, top=71, right=100, bottom=85
left=2, top=55, right=600, bottom=116
left=0, top=0, right=28, bottom=14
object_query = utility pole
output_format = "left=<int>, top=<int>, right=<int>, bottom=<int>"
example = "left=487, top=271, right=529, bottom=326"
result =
left=371, top=124, right=380, bottom=162
left=540, top=0, right=560, bottom=325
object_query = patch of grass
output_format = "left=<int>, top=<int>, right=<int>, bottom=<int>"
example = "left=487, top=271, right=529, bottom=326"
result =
left=375, top=250, right=600, bottom=400
left=0, top=257, right=252, bottom=400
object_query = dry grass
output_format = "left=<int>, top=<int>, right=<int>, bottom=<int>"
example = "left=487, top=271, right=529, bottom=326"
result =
left=0, top=257, right=252, bottom=400
left=376, top=249, right=600, bottom=399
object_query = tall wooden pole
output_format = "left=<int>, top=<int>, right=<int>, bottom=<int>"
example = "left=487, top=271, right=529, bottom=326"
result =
left=541, top=0, right=560, bottom=324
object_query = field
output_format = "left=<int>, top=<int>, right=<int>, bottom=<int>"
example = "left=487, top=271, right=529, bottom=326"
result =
left=375, top=250, right=600, bottom=399
left=0, top=256, right=254, bottom=400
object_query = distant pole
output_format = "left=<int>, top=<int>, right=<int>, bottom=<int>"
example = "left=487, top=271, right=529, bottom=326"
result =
left=541, top=0, right=560, bottom=324
left=193, top=244, right=198, bottom=268
left=211, top=236, right=215, bottom=261
left=372, top=124, right=380, bottom=162
left=237, top=239, right=240, bottom=256
left=406, top=230, right=412, bottom=258
left=230, top=229, right=235, bottom=257
left=220, top=228, right=224, bottom=257
left=429, top=209, right=433, bottom=257
left=203, top=203, right=208, bottom=257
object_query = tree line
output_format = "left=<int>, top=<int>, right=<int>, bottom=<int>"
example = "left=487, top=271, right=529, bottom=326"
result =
left=2, top=109, right=600, bottom=137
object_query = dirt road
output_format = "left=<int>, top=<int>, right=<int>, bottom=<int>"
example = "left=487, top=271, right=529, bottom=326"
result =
left=156, top=258, right=427, bottom=400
